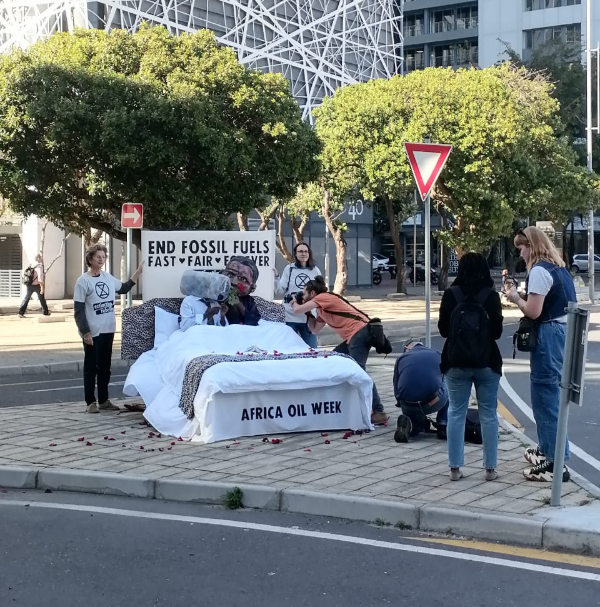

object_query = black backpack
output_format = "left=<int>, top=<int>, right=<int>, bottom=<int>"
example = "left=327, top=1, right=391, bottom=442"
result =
left=465, top=409, right=483, bottom=444
left=22, top=266, right=35, bottom=286
left=446, top=286, right=492, bottom=368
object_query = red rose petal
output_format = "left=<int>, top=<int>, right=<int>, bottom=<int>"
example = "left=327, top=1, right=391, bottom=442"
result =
left=321, top=433, right=328, bottom=437
left=171, top=442, right=176, bottom=446
left=1, top=489, right=7, bottom=493
left=140, top=446, right=144, bottom=450
left=324, top=440, right=330, bottom=444
left=167, top=447, right=172, bottom=450
left=262, top=438, right=269, bottom=443
left=108, top=438, right=116, bottom=441
left=226, top=445, right=230, bottom=449
left=177, top=437, right=183, bottom=442
left=121, top=431, right=126, bottom=434
left=157, top=434, right=162, bottom=438
left=86, top=441, right=92, bottom=446
left=159, top=448, right=164, bottom=452
left=148, top=432, right=155, bottom=438
left=234, top=441, right=240, bottom=445
left=77, top=437, right=84, bottom=442
left=49, top=443, right=57, bottom=447
left=304, top=449, right=311, bottom=452
left=271, top=439, right=282, bottom=444
left=103, top=436, right=108, bottom=440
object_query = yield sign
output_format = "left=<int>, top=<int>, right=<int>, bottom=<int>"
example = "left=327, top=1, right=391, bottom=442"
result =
left=404, top=142, right=452, bottom=201
left=121, top=203, right=144, bottom=229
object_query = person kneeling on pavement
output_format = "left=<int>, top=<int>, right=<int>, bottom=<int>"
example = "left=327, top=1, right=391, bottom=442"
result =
left=291, top=276, right=390, bottom=426
left=393, top=338, right=449, bottom=443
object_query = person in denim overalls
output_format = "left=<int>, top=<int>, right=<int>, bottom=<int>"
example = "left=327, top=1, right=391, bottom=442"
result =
left=506, top=227, right=576, bottom=483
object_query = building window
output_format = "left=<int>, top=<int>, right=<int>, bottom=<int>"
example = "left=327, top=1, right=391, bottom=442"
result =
left=456, top=6, right=478, bottom=30
left=524, top=23, right=581, bottom=49
left=431, top=9, right=454, bottom=34
left=456, top=41, right=478, bottom=67
left=404, top=13, right=424, bottom=37
left=405, top=49, right=425, bottom=72
left=525, top=0, right=581, bottom=10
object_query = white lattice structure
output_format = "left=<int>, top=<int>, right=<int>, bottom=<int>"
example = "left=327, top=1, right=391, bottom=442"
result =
left=0, top=1, right=403, bottom=121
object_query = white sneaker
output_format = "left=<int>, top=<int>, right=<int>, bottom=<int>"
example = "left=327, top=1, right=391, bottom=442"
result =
left=86, top=402, right=99, bottom=414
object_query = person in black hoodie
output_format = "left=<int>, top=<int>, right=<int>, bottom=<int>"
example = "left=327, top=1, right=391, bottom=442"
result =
left=438, top=253, right=503, bottom=482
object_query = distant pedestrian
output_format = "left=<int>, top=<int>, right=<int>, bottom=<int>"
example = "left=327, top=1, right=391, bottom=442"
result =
left=18, top=253, right=50, bottom=318
left=74, top=244, right=143, bottom=414
left=506, top=227, right=576, bottom=482
left=393, top=338, right=448, bottom=443
left=438, top=252, right=503, bottom=482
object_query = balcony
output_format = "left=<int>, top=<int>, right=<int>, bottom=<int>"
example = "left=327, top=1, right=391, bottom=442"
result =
left=403, top=24, right=424, bottom=37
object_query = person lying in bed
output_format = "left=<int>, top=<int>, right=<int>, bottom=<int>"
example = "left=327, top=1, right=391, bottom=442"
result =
left=180, top=256, right=261, bottom=331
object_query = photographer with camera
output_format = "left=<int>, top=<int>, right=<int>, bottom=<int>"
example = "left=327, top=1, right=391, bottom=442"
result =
left=291, top=276, right=389, bottom=425
left=274, top=243, right=321, bottom=348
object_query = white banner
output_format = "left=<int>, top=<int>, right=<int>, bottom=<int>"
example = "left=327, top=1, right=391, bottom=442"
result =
left=200, top=384, right=368, bottom=443
left=141, top=230, right=276, bottom=300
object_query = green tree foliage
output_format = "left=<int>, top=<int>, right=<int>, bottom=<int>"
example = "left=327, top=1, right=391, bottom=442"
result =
left=315, top=64, right=597, bottom=289
left=0, top=26, right=321, bottom=242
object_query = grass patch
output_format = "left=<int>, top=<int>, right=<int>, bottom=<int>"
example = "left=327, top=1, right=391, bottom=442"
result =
left=394, top=521, right=412, bottom=530
left=224, top=486, right=244, bottom=510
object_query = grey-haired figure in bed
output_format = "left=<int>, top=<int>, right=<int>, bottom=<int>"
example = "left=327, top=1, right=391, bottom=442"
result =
left=179, top=257, right=261, bottom=331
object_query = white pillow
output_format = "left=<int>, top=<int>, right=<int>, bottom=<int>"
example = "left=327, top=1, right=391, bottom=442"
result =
left=154, top=306, right=180, bottom=349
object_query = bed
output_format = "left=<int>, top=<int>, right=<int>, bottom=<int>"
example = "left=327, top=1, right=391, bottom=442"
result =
left=121, top=298, right=373, bottom=443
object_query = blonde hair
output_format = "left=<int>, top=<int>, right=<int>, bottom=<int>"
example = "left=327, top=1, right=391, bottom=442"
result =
left=85, top=243, right=108, bottom=268
left=513, top=226, right=564, bottom=271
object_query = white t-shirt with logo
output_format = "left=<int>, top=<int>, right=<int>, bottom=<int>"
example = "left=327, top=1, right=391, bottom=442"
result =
left=74, top=271, right=122, bottom=337
left=277, top=264, right=321, bottom=323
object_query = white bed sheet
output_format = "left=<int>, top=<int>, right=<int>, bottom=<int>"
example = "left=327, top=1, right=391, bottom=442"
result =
left=123, top=320, right=373, bottom=443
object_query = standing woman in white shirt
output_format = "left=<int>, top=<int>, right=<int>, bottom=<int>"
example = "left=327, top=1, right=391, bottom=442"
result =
left=73, top=244, right=143, bottom=414
left=274, top=242, right=321, bottom=348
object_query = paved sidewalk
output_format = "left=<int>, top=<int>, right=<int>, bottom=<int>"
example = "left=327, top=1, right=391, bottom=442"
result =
left=0, top=358, right=597, bottom=552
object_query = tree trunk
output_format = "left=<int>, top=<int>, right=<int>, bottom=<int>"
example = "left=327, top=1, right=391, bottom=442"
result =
left=322, top=189, right=348, bottom=294
left=384, top=195, right=406, bottom=294
left=291, top=214, right=308, bottom=244
left=237, top=213, right=248, bottom=231
left=257, top=201, right=279, bottom=231
left=332, top=230, right=347, bottom=294
left=276, top=209, right=293, bottom=262
left=438, top=242, right=450, bottom=291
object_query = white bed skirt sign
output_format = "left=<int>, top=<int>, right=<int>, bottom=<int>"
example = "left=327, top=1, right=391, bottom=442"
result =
left=199, top=384, right=369, bottom=444
left=141, top=229, right=276, bottom=301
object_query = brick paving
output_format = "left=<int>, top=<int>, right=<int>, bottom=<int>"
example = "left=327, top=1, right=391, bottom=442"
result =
left=0, top=359, right=591, bottom=517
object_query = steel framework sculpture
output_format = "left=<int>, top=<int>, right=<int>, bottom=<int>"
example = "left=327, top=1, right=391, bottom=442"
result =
left=0, top=1, right=403, bottom=121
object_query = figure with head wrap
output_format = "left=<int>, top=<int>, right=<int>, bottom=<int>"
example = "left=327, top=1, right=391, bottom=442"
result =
left=179, top=256, right=261, bottom=331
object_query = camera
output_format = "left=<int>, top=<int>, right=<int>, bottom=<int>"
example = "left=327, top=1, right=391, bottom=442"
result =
left=294, top=292, right=304, bottom=305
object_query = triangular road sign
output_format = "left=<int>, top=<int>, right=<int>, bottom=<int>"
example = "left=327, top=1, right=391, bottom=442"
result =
left=404, top=142, right=452, bottom=201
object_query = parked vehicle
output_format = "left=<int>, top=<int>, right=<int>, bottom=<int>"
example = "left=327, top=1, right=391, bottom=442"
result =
left=372, top=253, right=389, bottom=271
left=408, top=265, right=438, bottom=285
left=571, top=254, right=600, bottom=273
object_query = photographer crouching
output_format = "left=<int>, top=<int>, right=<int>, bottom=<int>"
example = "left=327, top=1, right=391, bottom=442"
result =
left=291, top=276, right=389, bottom=425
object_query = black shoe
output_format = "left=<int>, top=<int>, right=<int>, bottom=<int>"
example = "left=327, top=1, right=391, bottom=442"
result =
left=523, top=460, right=570, bottom=482
left=18, top=313, right=25, bottom=318
left=524, top=445, right=545, bottom=466
left=394, top=414, right=412, bottom=443
left=43, top=311, right=51, bottom=316
left=436, top=425, right=447, bottom=441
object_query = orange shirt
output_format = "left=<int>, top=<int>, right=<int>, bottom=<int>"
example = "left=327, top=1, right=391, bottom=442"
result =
left=312, top=293, right=369, bottom=343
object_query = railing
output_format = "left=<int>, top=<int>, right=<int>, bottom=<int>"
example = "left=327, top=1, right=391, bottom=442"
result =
left=403, top=25, right=424, bottom=37
left=433, top=20, right=454, bottom=34
left=456, top=17, right=478, bottom=30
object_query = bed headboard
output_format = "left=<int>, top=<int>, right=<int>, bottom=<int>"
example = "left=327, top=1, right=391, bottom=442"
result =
left=121, top=297, right=286, bottom=361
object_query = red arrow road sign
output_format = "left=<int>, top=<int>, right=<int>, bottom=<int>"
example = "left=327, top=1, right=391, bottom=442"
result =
left=121, top=203, right=144, bottom=229
left=404, top=142, right=452, bottom=201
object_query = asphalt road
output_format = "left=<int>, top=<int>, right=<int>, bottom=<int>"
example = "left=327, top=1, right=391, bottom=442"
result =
left=1, top=490, right=599, bottom=607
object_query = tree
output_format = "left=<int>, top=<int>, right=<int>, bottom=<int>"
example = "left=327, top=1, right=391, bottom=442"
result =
left=0, top=26, right=321, bottom=245
left=315, top=64, right=598, bottom=289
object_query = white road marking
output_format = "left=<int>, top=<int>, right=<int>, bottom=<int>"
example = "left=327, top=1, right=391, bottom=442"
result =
left=25, top=381, right=124, bottom=393
left=500, top=375, right=600, bottom=473
left=1, top=375, right=127, bottom=388
left=0, top=499, right=599, bottom=582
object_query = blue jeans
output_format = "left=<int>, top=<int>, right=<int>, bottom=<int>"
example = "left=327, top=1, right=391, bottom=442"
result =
left=287, top=321, right=318, bottom=349
left=397, top=383, right=449, bottom=436
left=446, top=367, right=500, bottom=469
left=530, top=321, right=569, bottom=463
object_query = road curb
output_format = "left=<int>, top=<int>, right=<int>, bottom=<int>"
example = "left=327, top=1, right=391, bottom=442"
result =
left=0, top=357, right=131, bottom=378
left=4, top=465, right=600, bottom=552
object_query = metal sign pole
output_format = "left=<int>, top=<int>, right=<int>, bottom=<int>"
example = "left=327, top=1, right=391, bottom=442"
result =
left=126, top=227, right=133, bottom=308
left=550, top=301, right=579, bottom=506
left=586, top=0, right=595, bottom=303
left=425, top=191, right=431, bottom=347
left=413, top=190, right=417, bottom=286
left=324, top=222, right=330, bottom=290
